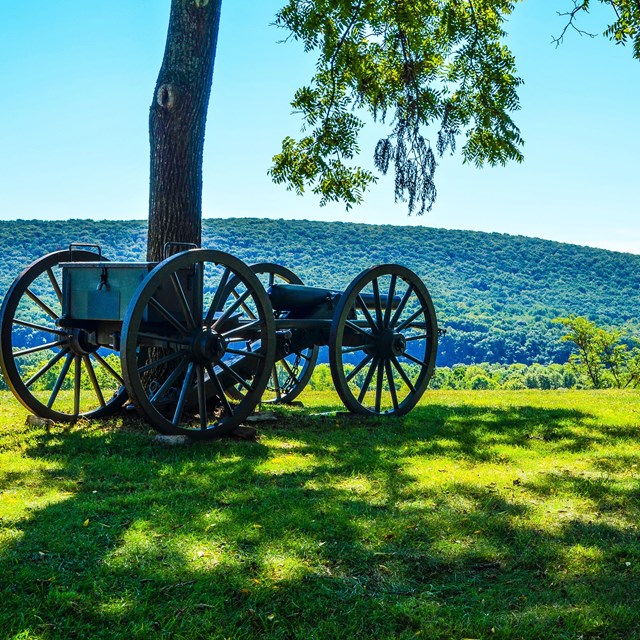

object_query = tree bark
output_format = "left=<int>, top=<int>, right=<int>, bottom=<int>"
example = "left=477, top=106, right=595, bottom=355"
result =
left=147, top=0, right=222, bottom=262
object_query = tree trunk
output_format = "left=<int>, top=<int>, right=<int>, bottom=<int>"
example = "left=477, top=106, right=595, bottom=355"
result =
left=147, top=0, right=223, bottom=262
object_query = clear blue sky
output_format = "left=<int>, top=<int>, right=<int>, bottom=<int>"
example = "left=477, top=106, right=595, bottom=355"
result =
left=0, top=1, right=638, bottom=253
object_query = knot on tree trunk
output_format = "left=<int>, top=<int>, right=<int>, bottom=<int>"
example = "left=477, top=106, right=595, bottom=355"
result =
left=157, top=84, right=177, bottom=111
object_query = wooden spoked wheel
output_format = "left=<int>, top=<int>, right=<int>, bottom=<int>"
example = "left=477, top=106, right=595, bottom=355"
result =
left=329, top=264, right=437, bottom=416
left=250, top=263, right=319, bottom=404
left=0, top=250, right=127, bottom=421
left=121, top=250, right=276, bottom=439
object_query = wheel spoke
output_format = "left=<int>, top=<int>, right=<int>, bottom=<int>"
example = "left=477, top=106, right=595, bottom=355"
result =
left=280, top=358, right=300, bottom=385
left=217, top=360, right=252, bottom=392
left=371, top=278, right=384, bottom=329
left=404, top=332, right=430, bottom=342
left=375, top=359, right=384, bottom=413
left=205, top=267, right=232, bottom=326
left=341, top=344, right=373, bottom=355
left=150, top=357, right=189, bottom=404
left=401, top=352, right=429, bottom=368
left=137, top=349, right=183, bottom=374
left=383, top=274, right=397, bottom=328
left=225, top=347, right=264, bottom=359
left=356, top=294, right=377, bottom=331
left=193, top=262, right=204, bottom=325
left=396, top=307, right=426, bottom=333
left=13, top=340, right=67, bottom=358
left=196, top=365, right=208, bottom=430
left=385, top=360, right=399, bottom=411
left=149, top=297, right=189, bottom=336
left=357, top=357, right=379, bottom=404
left=26, top=289, right=58, bottom=321
left=92, top=352, right=124, bottom=385
left=13, top=318, right=65, bottom=336
left=389, top=284, right=414, bottom=328
left=222, top=320, right=261, bottom=340
left=83, top=356, right=106, bottom=408
left=73, top=356, right=81, bottom=416
left=25, top=347, right=69, bottom=388
left=345, top=319, right=373, bottom=339
left=212, top=289, right=251, bottom=330
left=345, top=353, right=373, bottom=383
left=391, top=355, right=416, bottom=393
left=47, top=353, right=74, bottom=409
left=46, top=268, right=63, bottom=304
left=230, top=287, right=257, bottom=320
left=271, top=366, right=282, bottom=400
left=206, top=363, right=234, bottom=417
left=170, top=272, right=196, bottom=329
left=172, top=362, right=195, bottom=425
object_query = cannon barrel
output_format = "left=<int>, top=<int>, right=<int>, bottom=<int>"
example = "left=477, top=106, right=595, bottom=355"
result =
left=268, top=284, right=400, bottom=312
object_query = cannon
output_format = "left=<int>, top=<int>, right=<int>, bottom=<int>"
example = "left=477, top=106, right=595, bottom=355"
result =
left=0, top=244, right=438, bottom=439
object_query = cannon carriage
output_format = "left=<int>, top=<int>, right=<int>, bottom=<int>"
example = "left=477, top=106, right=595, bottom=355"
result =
left=0, top=244, right=438, bottom=439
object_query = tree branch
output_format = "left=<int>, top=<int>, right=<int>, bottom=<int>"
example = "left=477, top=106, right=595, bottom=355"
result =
left=320, top=0, right=365, bottom=138
left=552, top=0, right=598, bottom=47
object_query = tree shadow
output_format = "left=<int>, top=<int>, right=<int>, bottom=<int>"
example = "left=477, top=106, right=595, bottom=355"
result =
left=1, top=400, right=639, bottom=638
left=280, top=400, right=617, bottom=463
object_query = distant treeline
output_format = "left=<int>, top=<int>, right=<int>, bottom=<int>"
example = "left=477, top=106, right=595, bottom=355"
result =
left=309, top=362, right=583, bottom=391
left=1, top=217, right=639, bottom=367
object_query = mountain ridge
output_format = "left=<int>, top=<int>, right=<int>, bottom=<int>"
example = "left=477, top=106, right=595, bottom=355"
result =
left=1, top=217, right=638, bottom=366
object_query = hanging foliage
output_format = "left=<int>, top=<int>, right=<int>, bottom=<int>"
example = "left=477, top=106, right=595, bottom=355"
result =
left=269, top=0, right=524, bottom=214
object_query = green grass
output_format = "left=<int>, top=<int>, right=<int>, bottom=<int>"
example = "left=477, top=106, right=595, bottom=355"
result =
left=1, top=389, right=640, bottom=639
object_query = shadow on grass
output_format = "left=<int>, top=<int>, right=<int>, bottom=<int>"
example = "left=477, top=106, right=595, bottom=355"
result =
left=1, top=400, right=639, bottom=639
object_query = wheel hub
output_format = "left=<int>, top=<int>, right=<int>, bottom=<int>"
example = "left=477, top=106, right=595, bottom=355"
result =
left=191, top=329, right=227, bottom=363
left=67, top=329, right=98, bottom=356
left=370, top=329, right=406, bottom=358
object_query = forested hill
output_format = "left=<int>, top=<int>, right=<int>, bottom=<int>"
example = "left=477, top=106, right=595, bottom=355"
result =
left=1, top=218, right=639, bottom=366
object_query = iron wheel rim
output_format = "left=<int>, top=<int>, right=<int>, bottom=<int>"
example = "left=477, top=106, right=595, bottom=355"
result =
left=0, top=250, right=127, bottom=421
left=121, top=249, right=276, bottom=439
left=329, top=264, right=437, bottom=416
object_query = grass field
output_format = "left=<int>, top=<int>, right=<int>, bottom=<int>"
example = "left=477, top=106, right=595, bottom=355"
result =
left=1, top=389, right=639, bottom=639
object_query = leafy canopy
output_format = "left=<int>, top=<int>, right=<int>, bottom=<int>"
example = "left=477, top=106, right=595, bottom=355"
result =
left=270, top=0, right=638, bottom=214
left=270, top=0, right=523, bottom=215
